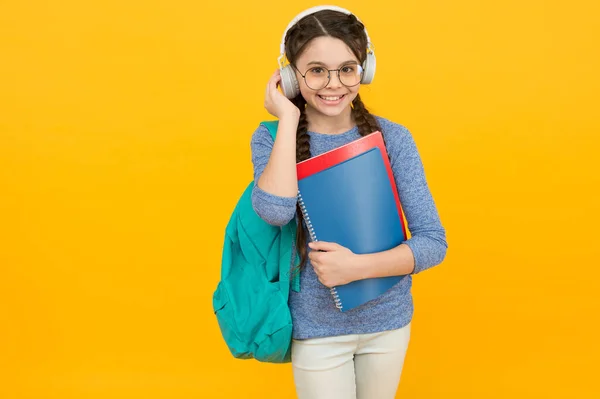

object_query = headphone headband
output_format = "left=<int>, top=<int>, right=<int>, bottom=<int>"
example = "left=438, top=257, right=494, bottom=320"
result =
left=278, top=5, right=373, bottom=67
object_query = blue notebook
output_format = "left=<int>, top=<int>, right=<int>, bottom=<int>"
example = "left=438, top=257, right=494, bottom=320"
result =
left=296, top=132, right=407, bottom=312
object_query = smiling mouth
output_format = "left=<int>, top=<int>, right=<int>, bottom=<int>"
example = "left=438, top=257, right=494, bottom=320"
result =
left=318, top=94, right=345, bottom=101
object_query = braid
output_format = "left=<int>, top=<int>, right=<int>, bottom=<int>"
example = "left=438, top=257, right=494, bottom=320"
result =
left=351, top=94, right=381, bottom=136
left=292, top=95, right=310, bottom=275
left=294, top=96, right=310, bottom=162
left=352, top=93, right=393, bottom=162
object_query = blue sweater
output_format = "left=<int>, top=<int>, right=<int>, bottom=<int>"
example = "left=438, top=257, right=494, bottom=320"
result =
left=250, top=116, right=447, bottom=340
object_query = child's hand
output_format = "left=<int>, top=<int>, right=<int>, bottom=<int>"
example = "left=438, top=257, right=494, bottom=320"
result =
left=264, top=69, right=300, bottom=120
left=308, top=241, right=362, bottom=288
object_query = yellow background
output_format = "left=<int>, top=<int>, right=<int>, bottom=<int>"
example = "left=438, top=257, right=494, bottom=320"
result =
left=1, top=0, right=599, bottom=397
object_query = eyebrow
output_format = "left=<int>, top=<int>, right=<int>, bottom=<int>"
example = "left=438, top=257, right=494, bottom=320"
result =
left=306, top=60, right=358, bottom=67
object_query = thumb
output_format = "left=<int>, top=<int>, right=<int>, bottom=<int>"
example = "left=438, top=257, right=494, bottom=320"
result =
left=308, top=241, right=341, bottom=252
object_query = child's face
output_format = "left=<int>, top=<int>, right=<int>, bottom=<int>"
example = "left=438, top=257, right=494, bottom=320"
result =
left=294, top=36, right=362, bottom=118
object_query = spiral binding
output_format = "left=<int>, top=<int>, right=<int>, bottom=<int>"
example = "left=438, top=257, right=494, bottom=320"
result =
left=298, top=189, right=343, bottom=311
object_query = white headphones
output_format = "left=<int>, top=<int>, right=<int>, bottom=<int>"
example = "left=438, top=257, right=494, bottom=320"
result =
left=278, top=5, right=376, bottom=99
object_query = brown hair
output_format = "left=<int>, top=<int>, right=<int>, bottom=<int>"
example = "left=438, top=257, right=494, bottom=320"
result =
left=285, top=10, right=383, bottom=273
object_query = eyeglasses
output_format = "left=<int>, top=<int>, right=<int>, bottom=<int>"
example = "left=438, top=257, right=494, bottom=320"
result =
left=292, top=63, right=364, bottom=90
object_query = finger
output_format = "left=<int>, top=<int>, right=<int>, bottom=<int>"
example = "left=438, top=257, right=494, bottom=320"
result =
left=308, top=241, right=340, bottom=252
left=268, top=69, right=280, bottom=84
left=312, top=263, right=321, bottom=275
left=309, top=251, right=322, bottom=263
left=266, top=73, right=277, bottom=97
left=270, top=73, right=282, bottom=93
left=266, top=69, right=279, bottom=90
left=318, top=276, right=333, bottom=288
left=266, top=76, right=281, bottom=101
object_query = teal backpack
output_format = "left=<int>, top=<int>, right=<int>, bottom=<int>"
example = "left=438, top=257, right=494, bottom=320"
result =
left=212, top=120, right=300, bottom=363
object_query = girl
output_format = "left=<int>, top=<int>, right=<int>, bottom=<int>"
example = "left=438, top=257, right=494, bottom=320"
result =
left=251, top=6, right=447, bottom=399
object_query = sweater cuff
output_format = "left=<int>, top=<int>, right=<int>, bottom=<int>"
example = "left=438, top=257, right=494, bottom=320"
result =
left=404, top=238, right=424, bottom=275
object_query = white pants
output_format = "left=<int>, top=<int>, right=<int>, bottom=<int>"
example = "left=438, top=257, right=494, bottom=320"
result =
left=291, top=323, right=411, bottom=399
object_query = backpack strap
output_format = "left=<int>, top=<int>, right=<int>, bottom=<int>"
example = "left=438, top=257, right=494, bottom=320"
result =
left=259, top=120, right=301, bottom=294
left=260, top=120, right=279, bottom=141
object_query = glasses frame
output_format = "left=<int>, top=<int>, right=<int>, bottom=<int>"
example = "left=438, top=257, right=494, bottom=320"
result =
left=292, top=63, right=364, bottom=90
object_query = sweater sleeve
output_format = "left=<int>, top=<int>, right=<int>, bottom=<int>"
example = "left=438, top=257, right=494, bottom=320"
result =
left=249, top=124, right=298, bottom=227
left=383, top=120, right=448, bottom=274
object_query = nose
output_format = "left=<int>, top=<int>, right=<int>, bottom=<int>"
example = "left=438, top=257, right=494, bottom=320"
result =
left=326, top=70, right=343, bottom=89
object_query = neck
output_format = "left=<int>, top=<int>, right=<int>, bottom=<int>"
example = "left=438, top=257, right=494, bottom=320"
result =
left=305, top=105, right=355, bottom=135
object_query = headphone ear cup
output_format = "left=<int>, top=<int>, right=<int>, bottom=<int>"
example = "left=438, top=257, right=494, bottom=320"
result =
left=280, top=65, right=299, bottom=99
left=360, top=52, right=376, bottom=84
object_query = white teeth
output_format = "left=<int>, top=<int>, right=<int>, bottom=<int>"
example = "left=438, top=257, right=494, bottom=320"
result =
left=320, top=95, right=343, bottom=101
